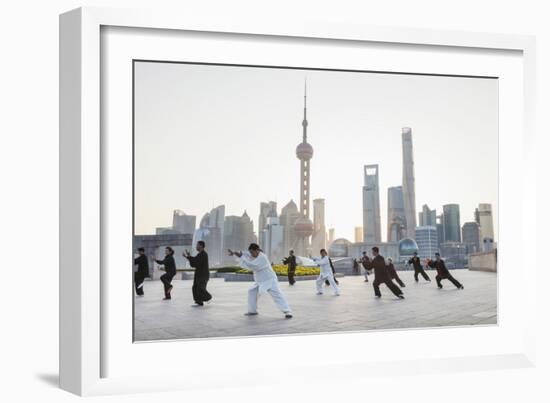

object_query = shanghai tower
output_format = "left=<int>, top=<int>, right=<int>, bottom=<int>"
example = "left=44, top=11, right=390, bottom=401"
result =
left=402, top=127, right=417, bottom=238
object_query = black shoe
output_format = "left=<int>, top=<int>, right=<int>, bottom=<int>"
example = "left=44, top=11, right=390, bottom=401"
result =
left=458, top=285, right=464, bottom=290
left=438, top=285, right=443, bottom=289
left=375, top=295, right=381, bottom=298
left=398, top=295, right=405, bottom=299
left=284, top=313, right=293, bottom=319
left=163, top=296, right=171, bottom=300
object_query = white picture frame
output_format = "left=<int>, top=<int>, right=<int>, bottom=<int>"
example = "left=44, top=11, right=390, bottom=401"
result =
left=60, top=6, right=537, bottom=396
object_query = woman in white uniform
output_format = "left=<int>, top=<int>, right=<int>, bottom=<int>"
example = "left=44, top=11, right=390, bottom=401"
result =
left=313, top=249, right=340, bottom=296
left=228, top=243, right=293, bottom=319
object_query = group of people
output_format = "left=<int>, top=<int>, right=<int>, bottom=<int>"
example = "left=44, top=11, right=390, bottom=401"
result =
left=134, top=242, right=464, bottom=319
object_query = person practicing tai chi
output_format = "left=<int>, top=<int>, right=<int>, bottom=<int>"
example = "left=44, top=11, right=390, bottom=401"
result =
left=133, top=247, right=150, bottom=296
left=425, top=253, right=464, bottom=290
left=324, top=255, right=340, bottom=286
left=228, top=243, right=293, bottom=319
left=183, top=240, right=212, bottom=307
left=313, top=249, right=340, bottom=296
left=408, top=252, right=431, bottom=282
left=282, top=250, right=297, bottom=285
left=360, top=251, right=371, bottom=282
left=155, top=246, right=177, bottom=300
left=387, top=257, right=405, bottom=288
left=364, top=247, right=404, bottom=299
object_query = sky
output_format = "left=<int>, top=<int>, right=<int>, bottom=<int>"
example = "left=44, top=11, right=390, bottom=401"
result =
left=134, top=61, right=499, bottom=242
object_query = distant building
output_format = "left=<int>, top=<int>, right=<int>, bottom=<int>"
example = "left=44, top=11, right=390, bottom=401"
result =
left=193, top=205, right=225, bottom=267
left=354, top=226, right=363, bottom=243
left=443, top=204, right=461, bottom=242
left=260, top=214, right=284, bottom=263
left=415, top=226, right=438, bottom=260
left=329, top=238, right=352, bottom=258
left=223, top=211, right=256, bottom=262
left=362, top=164, right=381, bottom=243
left=477, top=203, right=495, bottom=244
left=172, top=210, right=196, bottom=234
left=279, top=200, right=301, bottom=254
left=398, top=237, right=419, bottom=261
left=350, top=242, right=400, bottom=261
left=155, top=227, right=179, bottom=235
left=402, top=127, right=417, bottom=238
left=436, top=214, right=445, bottom=247
left=440, top=241, right=467, bottom=267
left=418, top=204, right=437, bottom=227
left=328, top=228, right=335, bottom=245
left=259, top=201, right=277, bottom=237
left=387, top=186, right=406, bottom=242
left=462, top=222, right=481, bottom=255
left=311, top=198, right=327, bottom=254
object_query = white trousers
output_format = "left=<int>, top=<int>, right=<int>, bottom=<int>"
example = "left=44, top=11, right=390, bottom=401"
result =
left=316, top=274, right=340, bottom=295
left=247, top=281, right=291, bottom=314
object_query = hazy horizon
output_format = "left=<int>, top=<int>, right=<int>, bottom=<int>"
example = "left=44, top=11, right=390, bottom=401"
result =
left=134, top=61, right=499, bottom=242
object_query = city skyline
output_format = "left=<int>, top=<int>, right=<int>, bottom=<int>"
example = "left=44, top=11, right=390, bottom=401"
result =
left=134, top=62, right=499, bottom=242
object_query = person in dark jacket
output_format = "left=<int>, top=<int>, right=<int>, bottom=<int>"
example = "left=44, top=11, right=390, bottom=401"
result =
left=282, top=250, right=297, bottom=285
left=386, top=258, right=405, bottom=287
left=408, top=252, right=431, bottom=282
left=364, top=247, right=404, bottom=299
left=425, top=253, right=464, bottom=290
left=360, top=251, right=371, bottom=282
left=325, top=257, right=339, bottom=286
left=133, top=247, right=149, bottom=296
left=183, top=240, right=212, bottom=307
left=155, top=246, right=176, bottom=300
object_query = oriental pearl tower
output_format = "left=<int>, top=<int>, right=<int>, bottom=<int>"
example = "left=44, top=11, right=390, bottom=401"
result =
left=294, top=83, right=314, bottom=256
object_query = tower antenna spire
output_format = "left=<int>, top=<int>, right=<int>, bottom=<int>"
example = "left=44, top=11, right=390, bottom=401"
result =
left=302, top=78, right=308, bottom=142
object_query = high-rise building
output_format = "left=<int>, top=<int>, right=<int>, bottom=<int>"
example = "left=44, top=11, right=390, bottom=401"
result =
left=294, top=83, right=314, bottom=255
left=328, top=228, right=335, bottom=245
left=478, top=203, right=495, bottom=243
left=223, top=211, right=255, bottom=259
left=436, top=214, right=445, bottom=247
left=260, top=213, right=284, bottom=263
left=259, top=201, right=277, bottom=236
left=172, top=210, right=196, bottom=234
left=442, top=204, right=461, bottom=242
left=387, top=186, right=406, bottom=242
left=354, top=226, right=363, bottom=243
left=362, top=164, right=381, bottom=243
left=462, top=221, right=481, bottom=255
left=279, top=200, right=301, bottom=254
left=402, top=127, right=417, bottom=238
left=418, top=204, right=437, bottom=227
left=311, top=198, right=327, bottom=254
left=193, top=205, right=225, bottom=267
left=415, top=225, right=438, bottom=259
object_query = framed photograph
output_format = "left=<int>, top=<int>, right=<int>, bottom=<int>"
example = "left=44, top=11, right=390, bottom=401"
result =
left=60, top=7, right=536, bottom=396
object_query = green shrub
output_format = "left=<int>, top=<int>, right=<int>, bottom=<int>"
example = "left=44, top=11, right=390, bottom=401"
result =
left=235, top=265, right=320, bottom=276
left=215, top=266, right=243, bottom=273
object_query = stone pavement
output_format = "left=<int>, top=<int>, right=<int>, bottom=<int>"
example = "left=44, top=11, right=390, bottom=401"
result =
left=134, top=270, right=497, bottom=341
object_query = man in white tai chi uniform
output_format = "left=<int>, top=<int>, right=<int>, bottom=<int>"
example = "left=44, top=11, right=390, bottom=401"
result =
left=228, top=243, right=293, bottom=319
left=313, top=249, right=340, bottom=296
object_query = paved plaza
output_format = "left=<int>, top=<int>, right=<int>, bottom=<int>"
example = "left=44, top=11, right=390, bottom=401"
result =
left=134, top=270, right=497, bottom=341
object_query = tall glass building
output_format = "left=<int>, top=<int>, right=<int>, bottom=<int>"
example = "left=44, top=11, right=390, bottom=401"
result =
left=443, top=204, right=461, bottom=242
left=415, top=225, right=439, bottom=259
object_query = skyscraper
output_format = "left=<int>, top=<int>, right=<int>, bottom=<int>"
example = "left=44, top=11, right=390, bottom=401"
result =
left=387, top=186, right=406, bottom=242
left=418, top=204, right=437, bottom=227
left=443, top=204, right=461, bottom=242
left=259, top=201, right=277, bottom=236
left=402, top=127, right=417, bottom=238
left=223, top=211, right=256, bottom=257
left=362, top=164, right=381, bottom=243
left=280, top=200, right=301, bottom=254
left=462, top=221, right=481, bottom=255
left=193, top=205, right=225, bottom=267
left=260, top=211, right=284, bottom=262
left=311, top=198, right=327, bottom=254
left=294, top=83, right=314, bottom=255
left=328, top=228, right=335, bottom=245
left=478, top=203, right=495, bottom=243
left=172, top=210, right=196, bottom=234
left=415, top=225, right=438, bottom=259
left=354, top=227, right=363, bottom=243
